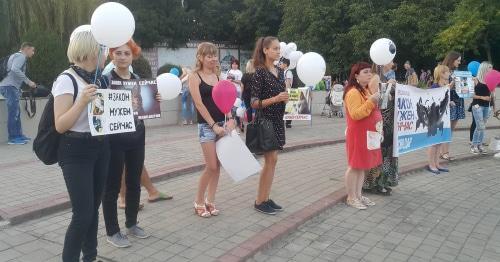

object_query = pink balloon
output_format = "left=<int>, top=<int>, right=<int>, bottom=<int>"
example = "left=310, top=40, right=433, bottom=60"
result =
left=212, top=80, right=237, bottom=114
left=485, top=70, right=500, bottom=92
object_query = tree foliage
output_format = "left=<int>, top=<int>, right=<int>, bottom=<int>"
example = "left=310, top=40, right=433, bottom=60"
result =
left=433, top=0, right=500, bottom=64
left=279, top=0, right=459, bottom=79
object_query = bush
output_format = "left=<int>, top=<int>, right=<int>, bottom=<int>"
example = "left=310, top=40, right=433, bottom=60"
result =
left=132, top=55, right=153, bottom=78
left=157, top=63, right=181, bottom=76
left=23, top=27, right=68, bottom=88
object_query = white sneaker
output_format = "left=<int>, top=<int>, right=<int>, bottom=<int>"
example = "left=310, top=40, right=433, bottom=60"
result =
left=494, top=152, right=500, bottom=158
left=360, top=196, right=375, bottom=206
left=346, top=199, right=367, bottom=210
left=470, top=146, right=480, bottom=155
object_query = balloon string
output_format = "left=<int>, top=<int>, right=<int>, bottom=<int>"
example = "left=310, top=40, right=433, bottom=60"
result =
left=93, top=46, right=103, bottom=84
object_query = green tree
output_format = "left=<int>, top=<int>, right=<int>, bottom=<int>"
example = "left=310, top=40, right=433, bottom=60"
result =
left=434, top=0, right=500, bottom=63
left=234, top=0, right=283, bottom=47
left=120, top=0, right=193, bottom=48
left=23, top=27, right=68, bottom=87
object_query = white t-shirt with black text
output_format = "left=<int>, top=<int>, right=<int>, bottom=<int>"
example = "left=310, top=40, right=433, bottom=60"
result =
left=227, top=69, right=243, bottom=95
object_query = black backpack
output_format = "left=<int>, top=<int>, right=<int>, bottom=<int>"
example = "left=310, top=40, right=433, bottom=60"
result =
left=33, top=73, right=78, bottom=165
left=0, top=55, right=11, bottom=81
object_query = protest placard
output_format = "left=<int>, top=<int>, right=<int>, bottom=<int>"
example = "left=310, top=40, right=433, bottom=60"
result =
left=283, top=87, right=312, bottom=121
left=393, top=84, right=451, bottom=156
left=88, top=89, right=136, bottom=136
left=110, top=79, right=161, bottom=119
left=453, top=71, right=474, bottom=98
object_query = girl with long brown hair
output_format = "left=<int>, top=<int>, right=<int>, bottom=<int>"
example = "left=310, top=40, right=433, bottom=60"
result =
left=251, top=36, right=289, bottom=215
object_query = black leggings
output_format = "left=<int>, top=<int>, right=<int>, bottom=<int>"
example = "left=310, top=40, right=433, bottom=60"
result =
left=102, top=144, right=145, bottom=236
left=470, top=114, right=476, bottom=142
left=58, top=135, right=110, bottom=262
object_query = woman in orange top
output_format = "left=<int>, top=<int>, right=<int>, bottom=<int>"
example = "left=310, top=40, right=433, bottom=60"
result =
left=343, top=62, right=382, bottom=210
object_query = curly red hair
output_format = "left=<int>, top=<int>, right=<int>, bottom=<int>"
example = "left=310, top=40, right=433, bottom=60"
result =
left=109, top=39, right=141, bottom=60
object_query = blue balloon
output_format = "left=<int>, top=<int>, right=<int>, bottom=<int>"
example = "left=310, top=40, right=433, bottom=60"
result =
left=467, top=61, right=480, bottom=77
left=169, top=67, right=180, bottom=77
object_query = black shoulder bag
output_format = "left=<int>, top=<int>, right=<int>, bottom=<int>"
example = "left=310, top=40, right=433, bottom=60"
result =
left=245, top=97, right=281, bottom=153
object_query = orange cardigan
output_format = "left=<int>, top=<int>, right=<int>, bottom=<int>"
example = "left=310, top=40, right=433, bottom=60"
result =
left=344, top=87, right=376, bottom=120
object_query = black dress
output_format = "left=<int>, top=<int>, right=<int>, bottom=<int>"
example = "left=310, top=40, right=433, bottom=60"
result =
left=251, top=67, right=286, bottom=148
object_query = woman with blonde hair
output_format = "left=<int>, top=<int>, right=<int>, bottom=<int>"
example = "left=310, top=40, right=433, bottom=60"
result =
left=190, top=42, right=235, bottom=217
left=53, top=30, right=109, bottom=262
left=470, top=62, right=493, bottom=154
left=427, top=64, right=451, bottom=174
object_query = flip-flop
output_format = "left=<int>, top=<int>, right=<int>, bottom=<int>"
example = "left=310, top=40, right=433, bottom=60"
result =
left=148, top=192, right=173, bottom=203
left=437, top=167, right=449, bottom=172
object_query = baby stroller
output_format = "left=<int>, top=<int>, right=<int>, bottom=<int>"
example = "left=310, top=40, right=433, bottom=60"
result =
left=321, top=84, right=344, bottom=118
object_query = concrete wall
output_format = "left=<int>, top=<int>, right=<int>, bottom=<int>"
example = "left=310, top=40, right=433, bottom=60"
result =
left=0, top=96, right=182, bottom=142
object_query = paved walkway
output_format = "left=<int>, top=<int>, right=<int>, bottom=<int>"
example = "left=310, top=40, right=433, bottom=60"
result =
left=1, top=111, right=499, bottom=224
left=0, top=123, right=497, bottom=261
left=251, top=157, right=500, bottom=262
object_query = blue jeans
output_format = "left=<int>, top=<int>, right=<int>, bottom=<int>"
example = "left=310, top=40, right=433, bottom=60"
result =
left=0, top=86, right=23, bottom=140
left=181, top=89, right=195, bottom=122
left=472, top=105, right=490, bottom=146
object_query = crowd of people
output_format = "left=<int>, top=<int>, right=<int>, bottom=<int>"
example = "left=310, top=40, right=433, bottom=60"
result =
left=0, top=29, right=498, bottom=261
left=343, top=51, right=497, bottom=210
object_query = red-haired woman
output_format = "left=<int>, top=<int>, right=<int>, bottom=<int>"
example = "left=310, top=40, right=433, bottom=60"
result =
left=343, top=62, right=382, bottom=210
left=102, top=39, right=154, bottom=248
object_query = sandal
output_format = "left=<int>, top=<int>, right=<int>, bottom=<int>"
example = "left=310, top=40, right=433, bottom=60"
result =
left=194, top=202, right=211, bottom=218
left=440, top=153, right=455, bottom=161
left=148, top=192, right=173, bottom=203
left=205, top=201, right=219, bottom=216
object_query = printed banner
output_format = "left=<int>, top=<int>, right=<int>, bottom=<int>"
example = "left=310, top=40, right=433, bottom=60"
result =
left=453, top=71, right=474, bottom=98
left=88, top=89, right=136, bottom=136
left=393, top=84, right=451, bottom=156
left=110, top=79, right=161, bottom=119
left=284, top=87, right=312, bottom=121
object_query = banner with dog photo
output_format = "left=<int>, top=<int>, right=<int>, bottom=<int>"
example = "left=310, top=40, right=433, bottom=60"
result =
left=110, top=79, right=161, bottom=119
left=88, top=89, right=136, bottom=136
left=393, top=84, right=451, bottom=156
left=283, top=87, right=312, bottom=121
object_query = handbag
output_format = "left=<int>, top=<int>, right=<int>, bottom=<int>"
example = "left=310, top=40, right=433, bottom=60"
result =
left=245, top=100, right=281, bottom=153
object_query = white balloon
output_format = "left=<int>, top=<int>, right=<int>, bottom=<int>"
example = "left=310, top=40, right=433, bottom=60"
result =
left=91, top=2, right=135, bottom=47
left=287, top=42, right=297, bottom=52
left=233, top=98, right=242, bottom=108
left=70, top=25, right=91, bottom=41
left=370, top=38, right=397, bottom=65
left=289, top=51, right=303, bottom=64
left=279, top=42, right=287, bottom=57
left=156, top=73, right=182, bottom=100
left=289, top=61, right=297, bottom=70
left=236, top=107, right=246, bottom=118
left=297, top=52, right=326, bottom=86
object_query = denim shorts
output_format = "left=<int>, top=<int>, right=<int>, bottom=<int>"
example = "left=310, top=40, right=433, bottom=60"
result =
left=198, top=122, right=224, bottom=143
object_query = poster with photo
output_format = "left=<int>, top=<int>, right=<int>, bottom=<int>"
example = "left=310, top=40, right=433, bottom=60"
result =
left=453, top=71, right=474, bottom=98
left=393, top=84, right=451, bottom=156
left=110, top=79, right=161, bottom=119
left=283, top=87, right=312, bottom=121
left=88, top=89, right=136, bottom=136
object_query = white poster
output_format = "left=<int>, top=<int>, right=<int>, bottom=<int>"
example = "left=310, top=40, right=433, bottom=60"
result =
left=88, top=89, right=136, bottom=136
left=216, top=130, right=261, bottom=183
left=393, top=84, right=451, bottom=156
left=283, top=87, right=312, bottom=121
